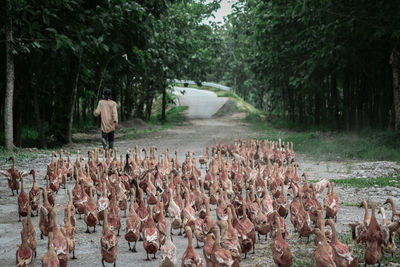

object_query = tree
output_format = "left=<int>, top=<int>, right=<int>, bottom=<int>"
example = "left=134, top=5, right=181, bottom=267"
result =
left=4, top=0, right=14, bottom=150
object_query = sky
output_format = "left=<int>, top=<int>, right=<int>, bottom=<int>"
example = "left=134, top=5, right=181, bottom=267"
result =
left=207, top=0, right=234, bottom=24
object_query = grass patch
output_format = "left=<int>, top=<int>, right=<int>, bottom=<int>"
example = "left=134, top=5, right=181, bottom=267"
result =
left=0, top=147, right=49, bottom=161
left=122, top=106, right=188, bottom=138
left=331, top=174, right=400, bottom=188
left=247, top=113, right=400, bottom=162
left=342, top=201, right=360, bottom=207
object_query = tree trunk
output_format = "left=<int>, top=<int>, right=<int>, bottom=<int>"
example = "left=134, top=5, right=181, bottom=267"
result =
left=343, top=75, right=350, bottom=132
left=32, top=83, right=47, bottom=148
left=390, top=47, right=400, bottom=131
left=330, top=73, right=339, bottom=129
left=4, top=0, right=14, bottom=150
left=314, top=90, right=321, bottom=126
left=67, top=54, right=82, bottom=145
left=136, top=90, right=145, bottom=119
left=161, top=87, right=167, bottom=123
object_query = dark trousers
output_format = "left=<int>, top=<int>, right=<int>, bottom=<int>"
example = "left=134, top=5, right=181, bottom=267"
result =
left=101, top=131, right=114, bottom=150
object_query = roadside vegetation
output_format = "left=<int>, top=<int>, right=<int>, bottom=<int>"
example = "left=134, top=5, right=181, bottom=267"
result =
left=245, top=112, right=400, bottom=162
left=121, top=106, right=188, bottom=139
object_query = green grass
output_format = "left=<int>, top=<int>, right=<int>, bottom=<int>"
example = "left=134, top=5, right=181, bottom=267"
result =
left=246, top=113, right=400, bottom=162
left=331, top=174, right=400, bottom=188
left=0, top=147, right=49, bottom=161
left=122, top=106, right=188, bottom=138
left=308, top=174, right=400, bottom=188
left=342, top=201, right=360, bottom=207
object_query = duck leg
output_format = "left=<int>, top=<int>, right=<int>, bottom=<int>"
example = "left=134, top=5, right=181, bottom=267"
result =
left=86, top=225, right=90, bottom=233
left=196, top=238, right=200, bottom=249
left=11, top=190, right=14, bottom=196
left=244, top=252, right=247, bottom=259
left=133, top=241, right=137, bottom=252
left=72, top=250, right=76, bottom=259
left=19, top=215, right=21, bottom=222
left=94, top=225, right=96, bottom=232
left=153, top=253, right=156, bottom=259
left=41, top=233, right=43, bottom=240
left=128, top=242, right=131, bottom=251
left=34, top=250, right=37, bottom=258
left=146, top=252, right=150, bottom=261
left=117, top=229, right=120, bottom=236
left=102, top=259, right=106, bottom=267
left=179, top=226, right=182, bottom=236
left=252, top=244, right=255, bottom=254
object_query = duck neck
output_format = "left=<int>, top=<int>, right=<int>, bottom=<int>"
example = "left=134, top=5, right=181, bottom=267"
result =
left=213, top=227, right=221, bottom=250
left=329, top=221, right=339, bottom=243
left=363, top=202, right=369, bottom=221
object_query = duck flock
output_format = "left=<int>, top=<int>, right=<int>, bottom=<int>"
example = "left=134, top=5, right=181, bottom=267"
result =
left=2, top=139, right=400, bottom=267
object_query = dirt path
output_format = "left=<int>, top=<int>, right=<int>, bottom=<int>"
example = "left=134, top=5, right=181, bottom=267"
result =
left=1, top=109, right=399, bottom=266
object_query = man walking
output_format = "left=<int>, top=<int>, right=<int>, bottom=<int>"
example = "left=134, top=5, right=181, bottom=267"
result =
left=94, top=89, right=118, bottom=149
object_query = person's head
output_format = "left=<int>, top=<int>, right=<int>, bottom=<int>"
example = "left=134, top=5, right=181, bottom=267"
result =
left=104, top=89, right=112, bottom=100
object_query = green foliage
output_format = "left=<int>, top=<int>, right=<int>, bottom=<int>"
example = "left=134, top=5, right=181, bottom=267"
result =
left=123, top=106, right=188, bottom=138
left=1, top=0, right=220, bottom=148
left=248, top=114, right=400, bottom=161
left=210, top=0, right=400, bottom=131
left=331, top=175, right=400, bottom=188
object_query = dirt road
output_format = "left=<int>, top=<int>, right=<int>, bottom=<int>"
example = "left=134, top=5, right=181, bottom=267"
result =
left=1, top=90, right=399, bottom=266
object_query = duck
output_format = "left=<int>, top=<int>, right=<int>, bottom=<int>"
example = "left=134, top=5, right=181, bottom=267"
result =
left=41, top=232, right=60, bottom=267
left=0, top=156, right=21, bottom=196
left=159, top=219, right=177, bottom=267
left=22, top=206, right=37, bottom=258
left=49, top=209, right=69, bottom=267
left=323, top=182, right=338, bottom=221
left=198, top=147, right=209, bottom=169
left=97, top=182, right=110, bottom=225
left=271, top=212, right=293, bottom=267
left=18, top=175, right=29, bottom=222
left=143, top=207, right=160, bottom=260
left=74, top=179, right=88, bottom=218
left=64, top=189, right=76, bottom=227
left=61, top=202, right=76, bottom=259
left=313, top=228, right=335, bottom=267
left=108, top=190, right=122, bottom=236
left=137, top=188, right=150, bottom=233
left=101, top=210, right=118, bottom=267
left=168, top=188, right=182, bottom=235
left=28, top=170, right=40, bottom=216
left=377, top=207, right=398, bottom=258
left=384, top=197, right=400, bottom=222
left=203, top=220, right=215, bottom=267
left=289, top=183, right=300, bottom=231
left=297, top=192, right=312, bottom=241
left=362, top=201, right=383, bottom=266
left=125, top=189, right=141, bottom=252
left=240, top=202, right=256, bottom=255
left=325, top=219, right=357, bottom=267
left=211, top=225, right=233, bottom=267
left=158, top=202, right=167, bottom=247
left=116, top=174, right=128, bottom=217
left=84, top=187, right=98, bottom=233
left=182, top=226, right=204, bottom=267
left=220, top=208, right=241, bottom=266
left=39, top=188, right=53, bottom=239
left=45, top=176, right=56, bottom=207
left=16, top=227, right=34, bottom=267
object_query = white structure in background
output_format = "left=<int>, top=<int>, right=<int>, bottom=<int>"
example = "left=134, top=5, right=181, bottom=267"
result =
left=173, top=79, right=231, bottom=91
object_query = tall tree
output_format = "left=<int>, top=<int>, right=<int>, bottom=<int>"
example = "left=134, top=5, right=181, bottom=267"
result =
left=4, top=0, right=14, bottom=150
